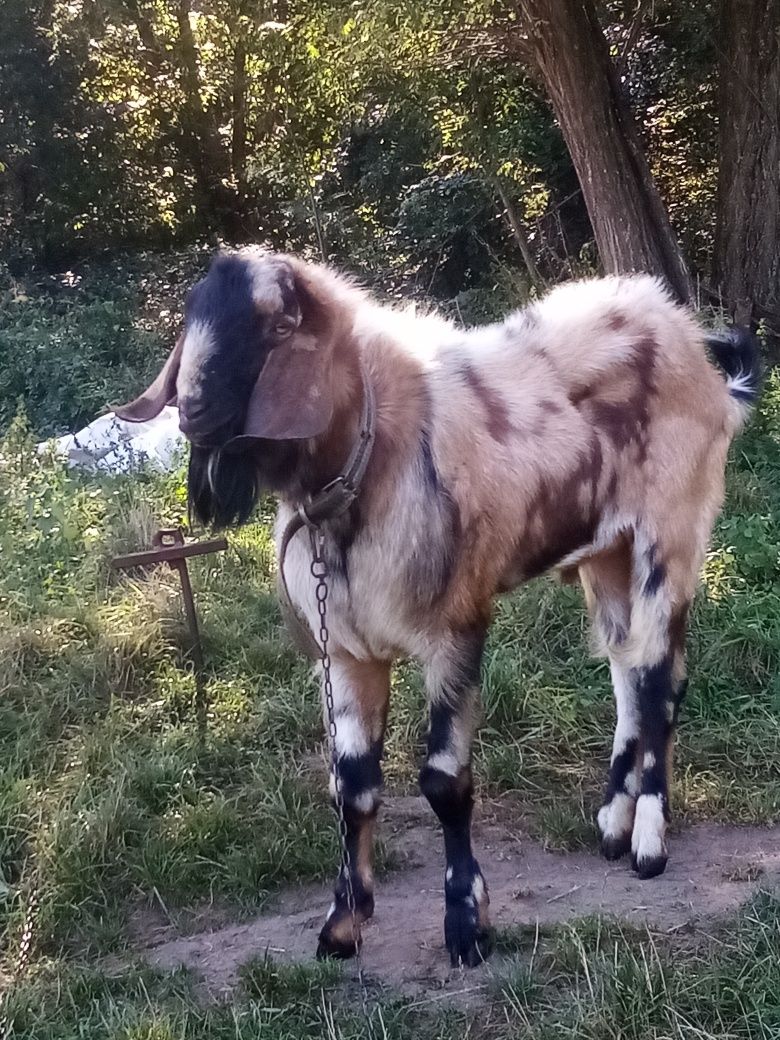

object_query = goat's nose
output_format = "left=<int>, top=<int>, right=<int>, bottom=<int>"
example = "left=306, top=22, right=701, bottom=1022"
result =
left=178, top=400, right=207, bottom=436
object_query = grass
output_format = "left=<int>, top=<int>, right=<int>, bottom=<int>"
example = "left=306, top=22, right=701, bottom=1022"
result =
left=6, top=894, right=780, bottom=1038
left=0, top=260, right=779, bottom=1036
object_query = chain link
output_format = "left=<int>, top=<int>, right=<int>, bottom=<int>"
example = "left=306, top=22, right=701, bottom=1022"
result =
left=309, top=528, right=375, bottom=1036
left=0, top=877, right=39, bottom=1040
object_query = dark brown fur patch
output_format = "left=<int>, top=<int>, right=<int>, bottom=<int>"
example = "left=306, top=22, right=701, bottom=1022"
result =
left=460, top=363, right=512, bottom=444
left=538, top=399, right=563, bottom=415
left=513, top=435, right=605, bottom=580
left=577, top=336, right=657, bottom=462
left=608, top=311, right=627, bottom=331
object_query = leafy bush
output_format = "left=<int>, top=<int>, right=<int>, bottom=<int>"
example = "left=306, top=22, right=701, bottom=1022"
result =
left=0, top=251, right=209, bottom=437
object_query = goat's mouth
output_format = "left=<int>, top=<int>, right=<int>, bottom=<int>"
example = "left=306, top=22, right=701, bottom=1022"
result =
left=178, top=403, right=245, bottom=450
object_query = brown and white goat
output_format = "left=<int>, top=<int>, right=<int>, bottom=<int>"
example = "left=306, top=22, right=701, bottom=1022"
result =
left=117, top=248, right=760, bottom=967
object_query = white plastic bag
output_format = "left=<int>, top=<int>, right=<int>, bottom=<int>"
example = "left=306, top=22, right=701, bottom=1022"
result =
left=40, top=406, right=185, bottom=473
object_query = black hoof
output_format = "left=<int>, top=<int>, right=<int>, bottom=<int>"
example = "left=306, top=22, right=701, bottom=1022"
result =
left=316, top=928, right=361, bottom=961
left=601, top=833, right=632, bottom=861
left=444, top=904, right=493, bottom=968
left=631, top=852, right=668, bottom=879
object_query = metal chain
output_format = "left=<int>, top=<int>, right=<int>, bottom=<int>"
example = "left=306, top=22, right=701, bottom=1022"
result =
left=309, top=528, right=375, bottom=1036
left=0, top=877, right=39, bottom=1040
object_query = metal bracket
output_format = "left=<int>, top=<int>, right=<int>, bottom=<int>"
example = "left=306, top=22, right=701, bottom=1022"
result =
left=111, top=527, right=227, bottom=733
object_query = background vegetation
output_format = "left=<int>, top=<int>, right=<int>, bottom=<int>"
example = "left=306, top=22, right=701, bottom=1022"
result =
left=1, top=1, right=779, bottom=1037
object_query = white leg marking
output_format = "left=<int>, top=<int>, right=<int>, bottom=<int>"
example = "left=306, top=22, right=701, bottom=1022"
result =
left=352, top=787, right=380, bottom=815
left=631, top=794, right=667, bottom=864
left=332, top=714, right=370, bottom=758
left=597, top=791, right=636, bottom=840
left=426, top=691, right=477, bottom=777
left=610, top=661, right=639, bottom=764
left=426, top=750, right=460, bottom=777
left=324, top=659, right=372, bottom=758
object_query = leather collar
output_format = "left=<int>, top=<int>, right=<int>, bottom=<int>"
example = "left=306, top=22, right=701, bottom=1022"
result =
left=276, top=365, right=376, bottom=658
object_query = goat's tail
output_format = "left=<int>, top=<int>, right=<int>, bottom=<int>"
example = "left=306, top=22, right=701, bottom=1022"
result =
left=705, top=328, right=763, bottom=428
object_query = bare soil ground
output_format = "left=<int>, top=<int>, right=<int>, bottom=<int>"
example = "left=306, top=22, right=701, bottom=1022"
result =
left=130, top=796, right=780, bottom=1000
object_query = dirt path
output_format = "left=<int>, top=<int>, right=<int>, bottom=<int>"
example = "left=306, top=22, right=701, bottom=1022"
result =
left=134, top=797, right=780, bottom=999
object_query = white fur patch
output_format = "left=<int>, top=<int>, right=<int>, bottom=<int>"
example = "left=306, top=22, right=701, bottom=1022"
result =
left=726, top=370, right=756, bottom=424
left=610, top=661, right=639, bottom=764
left=425, top=704, right=475, bottom=777
left=426, top=750, right=460, bottom=777
left=177, top=319, right=215, bottom=399
left=331, top=714, right=370, bottom=758
left=643, top=751, right=656, bottom=771
left=631, top=793, right=667, bottom=862
left=351, top=787, right=380, bottom=815
left=471, top=874, right=486, bottom=904
left=240, top=248, right=286, bottom=313
left=597, top=791, right=636, bottom=840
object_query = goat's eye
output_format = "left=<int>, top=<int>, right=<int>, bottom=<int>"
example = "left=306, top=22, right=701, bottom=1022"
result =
left=274, top=321, right=295, bottom=339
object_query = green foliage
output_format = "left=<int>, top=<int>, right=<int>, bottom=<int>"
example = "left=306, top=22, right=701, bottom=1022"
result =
left=0, top=0, right=737, bottom=307
left=0, top=251, right=206, bottom=436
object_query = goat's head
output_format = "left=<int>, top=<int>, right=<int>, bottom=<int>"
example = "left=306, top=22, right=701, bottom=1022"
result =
left=115, top=248, right=338, bottom=526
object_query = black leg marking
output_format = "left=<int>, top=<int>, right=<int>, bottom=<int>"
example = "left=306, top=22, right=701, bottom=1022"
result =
left=419, top=765, right=492, bottom=967
left=631, top=657, right=675, bottom=879
left=421, top=626, right=492, bottom=967
left=598, top=661, right=640, bottom=862
left=599, top=736, right=638, bottom=860
left=317, top=742, right=382, bottom=961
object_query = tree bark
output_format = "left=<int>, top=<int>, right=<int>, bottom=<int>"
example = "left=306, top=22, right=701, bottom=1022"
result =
left=715, top=0, right=780, bottom=341
left=490, top=174, right=545, bottom=291
left=231, top=33, right=249, bottom=194
left=517, top=0, right=693, bottom=302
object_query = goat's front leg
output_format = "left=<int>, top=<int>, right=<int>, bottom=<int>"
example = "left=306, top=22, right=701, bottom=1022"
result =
left=419, top=629, right=492, bottom=967
left=317, top=655, right=389, bottom=960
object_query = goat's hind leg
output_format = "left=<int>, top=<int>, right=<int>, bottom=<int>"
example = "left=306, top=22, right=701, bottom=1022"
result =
left=579, top=540, right=639, bottom=860
left=621, top=537, right=690, bottom=879
left=419, top=628, right=492, bottom=967
left=629, top=593, right=690, bottom=879
left=598, top=658, right=642, bottom=860
left=317, top=655, right=390, bottom=959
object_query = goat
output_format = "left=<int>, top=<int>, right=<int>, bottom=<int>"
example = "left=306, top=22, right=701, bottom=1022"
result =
left=116, top=248, right=761, bottom=967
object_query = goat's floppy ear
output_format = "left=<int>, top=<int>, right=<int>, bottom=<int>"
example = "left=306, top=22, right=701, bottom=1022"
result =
left=230, top=271, right=335, bottom=446
left=113, top=335, right=183, bottom=422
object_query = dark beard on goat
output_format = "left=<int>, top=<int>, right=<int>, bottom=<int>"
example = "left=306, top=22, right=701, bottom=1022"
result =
left=187, top=441, right=301, bottom=528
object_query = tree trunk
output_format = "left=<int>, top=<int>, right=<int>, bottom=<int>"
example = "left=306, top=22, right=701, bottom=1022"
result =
left=490, top=174, right=545, bottom=291
left=231, top=34, right=249, bottom=194
left=715, top=0, right=780, bottom=342
left=517, top=0, right=693, bottom=302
